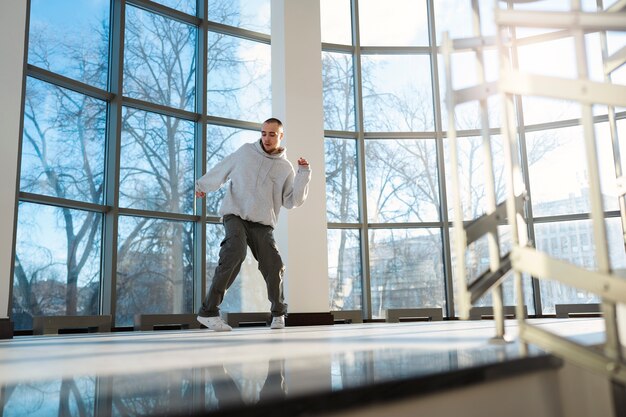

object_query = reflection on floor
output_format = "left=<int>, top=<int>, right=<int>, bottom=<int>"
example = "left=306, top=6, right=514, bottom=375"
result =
left=0, top=318, right=605, bottom=416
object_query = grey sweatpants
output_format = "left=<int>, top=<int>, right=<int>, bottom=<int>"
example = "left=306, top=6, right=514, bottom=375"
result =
left=199, top=215, right=287, bottom=318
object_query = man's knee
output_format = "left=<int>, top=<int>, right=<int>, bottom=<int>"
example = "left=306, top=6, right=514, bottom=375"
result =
left=261, top=255, right=284, bottom=277
left=220, top=234, right=247, bottom=263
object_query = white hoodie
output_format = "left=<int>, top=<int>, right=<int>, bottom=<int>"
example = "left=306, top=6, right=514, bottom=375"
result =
left=195, top=140, right=311, bottom=228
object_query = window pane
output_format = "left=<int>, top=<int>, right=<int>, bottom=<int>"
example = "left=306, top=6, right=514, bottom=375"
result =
left=515, top=33, right=610, bottom=124
left=21, top=77, right=106, bottom=204
left=366, top=139, right=439, bottom=223
left=208, top=0, right=270, bottom=34
left=518, top=34, right=607, bottom=121
left=527, top=125, right=619, bottom=217
left=13, top=202, right=102, bottom=330
left=152, top=0, right=196, bottom=15
left=369, top=228, right=445, bottom=319
left=205, top=126, right=259, bottom=216
left=116, top=217, right=193, bottom=326
left=119, top=108, right=195, bottom=214
left=322, top=51, right=356, bottom=131
left=358, top=0, right=429, bottom=46
left=443, top=135, right=506, bottom=221
left=124, top=6, right=196, bottom=111
left=206, top=223, right=270, bottom=313
left=434, top=0, right=496, bottom=43
left=434, top=0, right=472, bottom=41
left=328, top=229, right=362, bottom=311
left=28, top=0, right=109, bottom=89
left=535, top=218, right=626, bottom=313
left=438, top=51, right=500, bottom=130
left=207, top=33, right=271, bottom=122
left=325, top=138, right=359, bottom=223
left=361, top=55, right=433, bottom=132
left=321, top=0, right=352, bottom=45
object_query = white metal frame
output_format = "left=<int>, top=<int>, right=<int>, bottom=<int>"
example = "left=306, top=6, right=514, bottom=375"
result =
left=442, top=0, right=524, bottom=342
left=443, top=0, right=626, bottom=384
left=495, top=0, right=626, bottom=382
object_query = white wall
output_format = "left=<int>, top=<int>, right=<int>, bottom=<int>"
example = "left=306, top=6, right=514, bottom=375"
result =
left=272, top=0, right=330, bottom=313
left=0, top=1, right=27, bottom=319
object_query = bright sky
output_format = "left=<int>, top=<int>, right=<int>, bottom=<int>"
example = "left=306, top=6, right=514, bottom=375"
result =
left=30, top=0, right=108, bottom=27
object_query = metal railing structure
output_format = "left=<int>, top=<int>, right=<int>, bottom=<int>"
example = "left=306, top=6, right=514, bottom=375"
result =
left=443, top=0, right=626, bottom=389
left=442, top=0, right=524, bottom=343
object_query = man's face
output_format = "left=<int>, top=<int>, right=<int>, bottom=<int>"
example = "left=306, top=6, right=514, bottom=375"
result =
left=261, top=122, right=283, bottom=153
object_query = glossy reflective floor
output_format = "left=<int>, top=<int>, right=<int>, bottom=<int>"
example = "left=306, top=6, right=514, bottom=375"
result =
left=0, top=319, right=605, bottom=416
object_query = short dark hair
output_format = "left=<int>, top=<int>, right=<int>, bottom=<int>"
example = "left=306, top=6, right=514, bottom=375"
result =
left=263, top=117, right=283, bottom=130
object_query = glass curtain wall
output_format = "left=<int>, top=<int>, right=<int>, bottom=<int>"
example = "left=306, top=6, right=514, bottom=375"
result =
left=12, top=0, right=626, bottom=328
left=322, top=0, right=626, bottom=318
left=13, top=0, right=271, bottom=330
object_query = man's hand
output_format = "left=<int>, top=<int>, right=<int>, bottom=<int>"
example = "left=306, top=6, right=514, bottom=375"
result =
left=297, top=157, right=310, bottom=168
left=195, top=190, right=206, bottom=198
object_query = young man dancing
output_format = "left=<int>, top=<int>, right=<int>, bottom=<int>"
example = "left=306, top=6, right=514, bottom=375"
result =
left=195, top=118, right=311, bottom=331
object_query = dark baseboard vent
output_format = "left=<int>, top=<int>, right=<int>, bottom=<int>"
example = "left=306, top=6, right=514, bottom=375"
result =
left=286, top=312, right=334, bottom=326
left=0, top=318, right=14, bottom=339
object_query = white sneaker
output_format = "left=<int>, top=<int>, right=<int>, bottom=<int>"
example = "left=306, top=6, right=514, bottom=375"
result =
left=197, top=315, right=232, bottom=332
left=270, top=315, right=285, bottom=329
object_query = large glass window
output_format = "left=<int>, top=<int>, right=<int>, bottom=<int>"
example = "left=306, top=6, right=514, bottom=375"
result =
left=14, top=0, right=274, bottom=330
left=14, top=0, right=626, bottom=328
left=321, top=0, right=625, bottom=319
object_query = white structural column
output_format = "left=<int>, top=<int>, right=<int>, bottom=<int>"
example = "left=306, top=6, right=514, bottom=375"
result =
left=0, top=1, right=27, bottom=321
left=271, top=0, right=329, bottom=314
